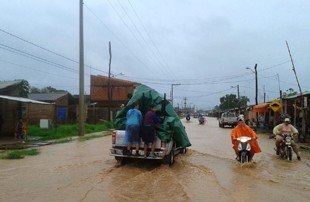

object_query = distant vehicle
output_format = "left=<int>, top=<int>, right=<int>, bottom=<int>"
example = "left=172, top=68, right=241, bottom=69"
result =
left=219, top=112, right=238, bottom=128
left=198, top=116, right=205, bottom=125
left=185, top=114, right=191, bottom=121
left=193, top=114, right=198, bottom=118
left=110, top=130, right=186, bottom=166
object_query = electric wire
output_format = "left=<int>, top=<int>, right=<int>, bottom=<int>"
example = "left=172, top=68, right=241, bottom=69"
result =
left=0, top=43, right=78, bottom=73
left=116, top=0, right=176, bottom=80
left=105, top=0, right=171, bottom=78
left=83, top=3, right=155, bottom=75
left=0, top=59, right=78, bottom=80
left=127, top=0, right=173, bottom=77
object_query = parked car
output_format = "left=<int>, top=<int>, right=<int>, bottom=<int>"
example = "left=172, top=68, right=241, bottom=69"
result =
left=110, top=130, right=186, bottom=166
left=219, top=112, right=238, bottom=128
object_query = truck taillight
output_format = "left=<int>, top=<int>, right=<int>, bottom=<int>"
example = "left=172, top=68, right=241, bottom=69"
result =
left=112, top=131, right=116, bottom=145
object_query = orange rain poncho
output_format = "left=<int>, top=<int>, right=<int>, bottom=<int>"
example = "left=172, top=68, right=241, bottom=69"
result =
left=231, top=122, right=261, bottom=154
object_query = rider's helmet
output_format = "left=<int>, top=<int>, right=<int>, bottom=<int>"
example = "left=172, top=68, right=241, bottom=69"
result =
left=237, top=115, right=244, bottom=122
left=284, top=117, right=290, bottom=123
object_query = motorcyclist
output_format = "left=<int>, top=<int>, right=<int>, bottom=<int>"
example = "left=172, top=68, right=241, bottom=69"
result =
left=231, top=115, right=261, bottom=161
left=186, top=114, right=191, bottom=121
left=198, top=114, right=205, bottom=124
left=273, top=117, right=301, bottom=160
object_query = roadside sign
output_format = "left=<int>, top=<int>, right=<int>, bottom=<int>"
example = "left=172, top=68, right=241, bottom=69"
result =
left=269, top=100, right=282, bottom=112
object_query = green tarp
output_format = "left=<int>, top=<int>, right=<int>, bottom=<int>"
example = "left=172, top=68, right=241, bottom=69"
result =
left=114, top=85, right=191, bottom=148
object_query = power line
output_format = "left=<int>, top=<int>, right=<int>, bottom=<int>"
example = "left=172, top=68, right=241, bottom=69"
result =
left=175, top=87, right=234, bottom=98
left=116, top=0, right=176, bottom=80
left=106, top=0, right=171, bottom=77
left=0, top=43, right=78, bottom=73
left=127, top=0, right=174, bottom=78
left=0, top=59, right=78, bottom=80
left=260, top=60, right=291, bottom=72
left=0, top=27, right=109, bottom=75
left=83, top=3, right=154, bottom=75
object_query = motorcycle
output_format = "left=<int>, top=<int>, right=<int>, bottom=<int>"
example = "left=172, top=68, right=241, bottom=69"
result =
left=236, top=136, right=252, bottom=163
left=198, top=117, right=205, bottom=125
left=276, top=134, right=293, bottom=161
left=185, top=115, right=191, bottom=122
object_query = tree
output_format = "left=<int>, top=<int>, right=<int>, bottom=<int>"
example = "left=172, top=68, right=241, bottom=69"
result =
left=213, top=105, right=220, bottom=110
left=19, top=80, right=30, bottom=98
left=283, top=88, right=297, bottom=98
left=219, top=94, right=249, bottom=110
left=30, top=86, right=67, bottom=93
left=30, top=87, right=41, bottom=93
left=239, top=96, right=250, bottom=108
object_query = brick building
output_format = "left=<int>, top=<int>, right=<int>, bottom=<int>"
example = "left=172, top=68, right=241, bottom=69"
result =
left=28, top=92, right=76, bottom=124
left=89, top=75, right=140, bottom=122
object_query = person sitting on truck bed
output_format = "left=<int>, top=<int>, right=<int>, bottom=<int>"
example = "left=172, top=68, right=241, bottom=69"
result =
left=142, top=105, right=161, bottom=158
left=124, top=103, right=142, bottom=156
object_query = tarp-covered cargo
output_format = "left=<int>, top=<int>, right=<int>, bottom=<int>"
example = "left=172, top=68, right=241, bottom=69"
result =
left=114, top=85, right=191, bottom=148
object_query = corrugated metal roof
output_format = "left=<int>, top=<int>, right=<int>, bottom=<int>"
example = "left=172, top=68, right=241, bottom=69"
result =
left=0, top=80, right=22, bottom=90
left=28, top=93, right=68, bottom=101
left=0, top=95, right=51, bottom=104
left=283, top=91, right=310, bottom=99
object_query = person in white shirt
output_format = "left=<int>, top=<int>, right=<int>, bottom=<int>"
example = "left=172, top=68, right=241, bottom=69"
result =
left=273, top=118, right=301, bottom=160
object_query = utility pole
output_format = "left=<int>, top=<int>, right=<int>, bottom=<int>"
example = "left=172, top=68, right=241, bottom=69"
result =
left=237, top=85, right=240, bottom=113
left=277, top=74, right=283, bottom=113
left=263, top=85, right=266, bottom=103
left=183, top=97, right=187, bottom=109
left=237, top=84, right=240, bottom=100
left=254, top=64, right=258, bottom=105
left=276, top=74, right=281, bottom=96
left=78, top=0, right=85, bottom=136
left=107, top=41, right=112, bottom=121
left=286, top=40, right=306, bottom=142
left=170, top=83, right=181, bottom=107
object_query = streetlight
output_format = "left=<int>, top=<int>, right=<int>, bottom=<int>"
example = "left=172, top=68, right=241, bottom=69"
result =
left=246, top=64, right=258, bottom=128
left=246, top=67, right=255, bottom=73
left=245, top=65, right=258, bottom=105
left=111, top=72, right=124, bottom=78
left=170, top=83, right=181, bottom=107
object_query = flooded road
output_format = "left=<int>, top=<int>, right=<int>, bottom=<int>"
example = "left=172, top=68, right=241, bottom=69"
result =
left=0, top=117, right=309, bottom=201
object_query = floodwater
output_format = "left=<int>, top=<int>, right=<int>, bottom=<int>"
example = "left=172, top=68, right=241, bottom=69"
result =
left=0, top=117, right=309, bottom=202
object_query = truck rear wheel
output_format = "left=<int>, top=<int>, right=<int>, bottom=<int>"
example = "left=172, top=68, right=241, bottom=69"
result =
left=180, top=148, right=187, bottom=154
left=163, top=149, right=175, bottom=166
left=115, top=157, right=127, bottom=165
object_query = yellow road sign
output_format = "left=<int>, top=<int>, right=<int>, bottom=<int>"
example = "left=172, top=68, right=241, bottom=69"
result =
left=269, top=100, right=282, bottom=112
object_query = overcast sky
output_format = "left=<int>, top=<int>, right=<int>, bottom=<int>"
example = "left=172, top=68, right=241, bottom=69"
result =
left=1, top=0, right=310, bottom=109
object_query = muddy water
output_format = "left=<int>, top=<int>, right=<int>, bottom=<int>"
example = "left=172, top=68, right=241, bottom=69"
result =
left=0, top=117, right=309, bottom=202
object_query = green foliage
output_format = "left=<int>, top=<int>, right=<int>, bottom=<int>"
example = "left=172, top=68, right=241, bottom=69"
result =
left=283, top=88, right=298, bottom=98
left=28, top=122, right=114, bottom=140
left=219, top=94, right=249, bottom=110
left=3, top=149, right=39, bottom=159
left=19, top=79, right=30, bottom=98
left=29, top=85, right=67, bottom=93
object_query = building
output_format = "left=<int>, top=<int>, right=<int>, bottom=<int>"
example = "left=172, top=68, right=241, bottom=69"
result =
left=282, top=92, right=310, bottom=141
left=0, top=80, right=24, bottom=97
left=90, top=75, right=140, bottom=122
left=28, top=92, right=76, bottom=124
left=0, top=95, right=51, bottom=137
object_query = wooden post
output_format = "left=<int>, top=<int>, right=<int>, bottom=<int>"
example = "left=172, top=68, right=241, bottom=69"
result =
left=286, top=41, right=306, bottom=141
left=294, top=99, right=297, bottom=126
